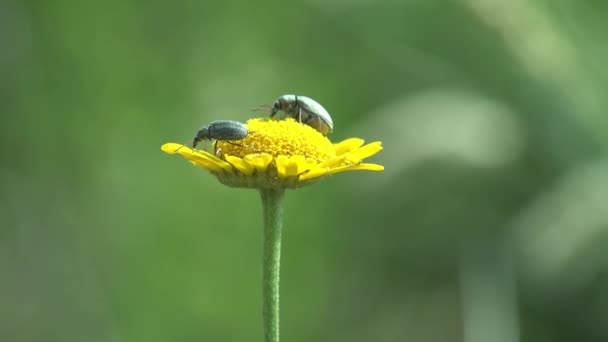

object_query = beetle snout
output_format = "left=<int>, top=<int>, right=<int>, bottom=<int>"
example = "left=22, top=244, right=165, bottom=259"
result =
left=270, top=101, right=283, bottom=117
left=270, top=106, right=278, bottom=117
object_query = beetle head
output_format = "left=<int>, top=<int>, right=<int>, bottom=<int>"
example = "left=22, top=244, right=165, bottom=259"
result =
left=193, top=126, right=210, bottom=148
left=270, top=100, right=281, bottom=117
left=192, top=137, right=200, bottom=148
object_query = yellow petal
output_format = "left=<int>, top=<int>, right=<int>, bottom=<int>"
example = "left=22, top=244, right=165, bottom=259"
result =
left=299, top=162, right=384, bottom=181
left=192, top=151, right=236, bottom=173
left=161, top=143, right=189, bottom=155
left=357, top=163, right=384, bottom=171
left=297, top=158, right=318, bottom=174
left=224, top=155, right=254, bottom=176
left=192, top=148, right=229, bottom=165
left=179, top=149, right=234, bottom=174
left=243, top=153, right=273, bottom=172
left=334, top=138, right=365, bottom=156
left=329, top=163, right=385, bottom=175
left=282, top=156, right=317, bottom=176
left=162, top=144, right=219, bottom=165
left=276, top=155, right=290, bottom=178
left=345, top=142, right=383, bottom=161
left=298, top=167, right=329, bottom=181
left=316, top=155, right=347, bottom=169
left=279, top=155, right=303, bottom=177
left=188, top=154, right=228, bottom=173
left=274, top=155, right=314, bottom=178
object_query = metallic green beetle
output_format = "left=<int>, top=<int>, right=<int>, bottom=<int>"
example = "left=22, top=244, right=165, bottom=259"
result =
left=193, top=120, right=249, bottom=149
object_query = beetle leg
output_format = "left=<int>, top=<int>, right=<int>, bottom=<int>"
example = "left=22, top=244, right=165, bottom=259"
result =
left=225, top=140, right=265, bottom=154
left=298, top=108, right=303, bottom=123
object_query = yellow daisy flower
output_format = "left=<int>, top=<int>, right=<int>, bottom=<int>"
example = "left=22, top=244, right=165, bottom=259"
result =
left=161, top=116, right=383, bottom=342
left=161, top=118, right=384, bottom=189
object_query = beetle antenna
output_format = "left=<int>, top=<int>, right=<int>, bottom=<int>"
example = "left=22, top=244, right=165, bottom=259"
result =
left=252, top=104, right=272, bottom=112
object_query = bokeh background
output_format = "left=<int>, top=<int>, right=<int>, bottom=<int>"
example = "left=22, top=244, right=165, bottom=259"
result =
left=2, top=0, right=608, bottom=341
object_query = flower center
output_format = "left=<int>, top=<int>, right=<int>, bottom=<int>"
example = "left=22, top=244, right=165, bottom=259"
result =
left=216, top=118, right=336, bottom=161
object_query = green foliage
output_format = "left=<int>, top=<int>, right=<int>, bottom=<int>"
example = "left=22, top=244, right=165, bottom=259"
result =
left=2, top=0, right=608, bottom=341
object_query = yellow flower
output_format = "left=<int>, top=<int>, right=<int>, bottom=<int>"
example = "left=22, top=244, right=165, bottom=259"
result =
left=161, top=118, right=383, bottom=189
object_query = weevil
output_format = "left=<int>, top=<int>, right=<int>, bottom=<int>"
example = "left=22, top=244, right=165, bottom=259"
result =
left=192, top=120, right=249, bottom=152
left=270, top=95, right=334, bottom=135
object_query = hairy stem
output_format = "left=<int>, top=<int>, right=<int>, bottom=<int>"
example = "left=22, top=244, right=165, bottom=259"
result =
left=260, top=188, right=285, bottom=342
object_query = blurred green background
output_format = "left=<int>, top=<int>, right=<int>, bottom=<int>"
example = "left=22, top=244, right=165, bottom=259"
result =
left=2, top=0, right=608, bottom=341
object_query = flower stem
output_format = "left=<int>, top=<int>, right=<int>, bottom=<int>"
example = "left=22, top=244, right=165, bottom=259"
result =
left=260, top=188, right=285, bottom=342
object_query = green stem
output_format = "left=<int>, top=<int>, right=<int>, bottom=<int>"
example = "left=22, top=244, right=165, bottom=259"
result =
left=260, top=188, right=285, bottom=342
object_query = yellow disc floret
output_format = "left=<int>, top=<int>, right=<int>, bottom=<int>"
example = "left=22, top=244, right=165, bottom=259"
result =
left=216, top=118, right=336, bottom=161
